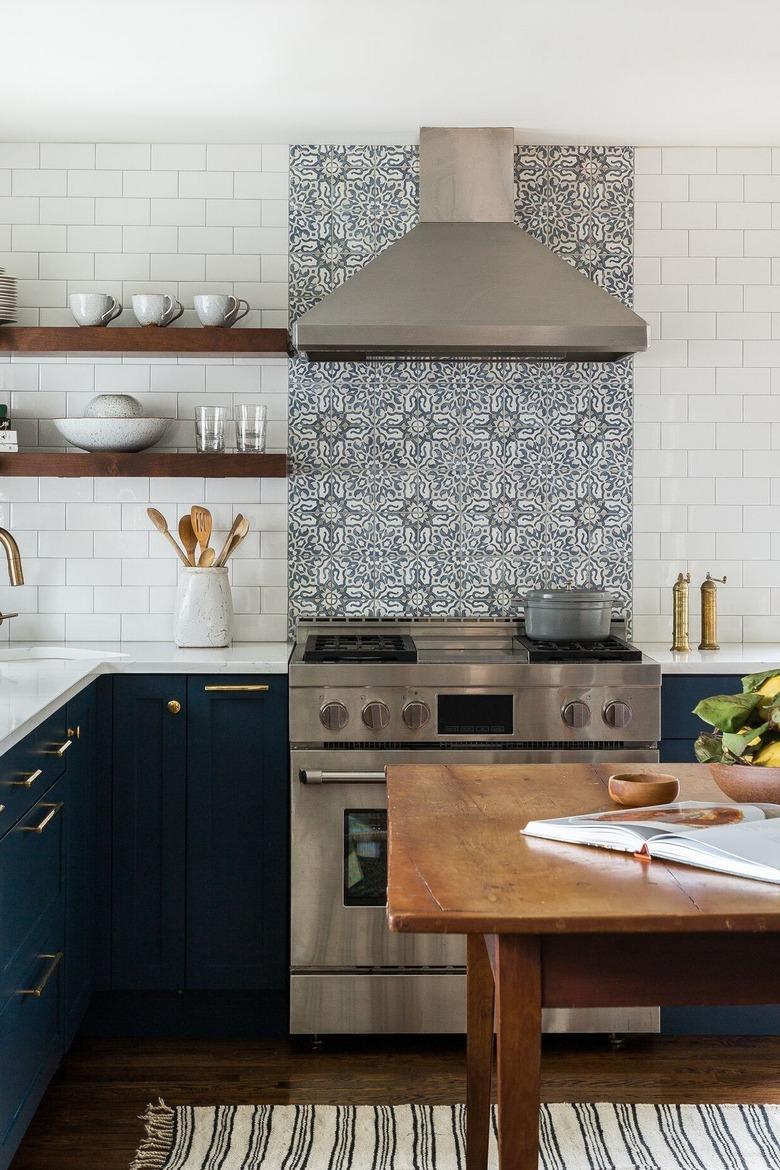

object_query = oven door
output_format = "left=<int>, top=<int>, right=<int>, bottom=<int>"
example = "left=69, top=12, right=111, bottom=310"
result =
left=291, top=749, right=465, bottom=971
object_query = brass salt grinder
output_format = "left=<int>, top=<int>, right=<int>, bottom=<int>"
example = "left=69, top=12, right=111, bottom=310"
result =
left=670, top=572, right=692, bottom=652
left=699, top=572, right=727, bottom=651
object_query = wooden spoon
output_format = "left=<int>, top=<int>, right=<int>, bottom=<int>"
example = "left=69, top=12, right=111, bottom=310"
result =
left=198, top=547, right=216, bottom=567
left=191, top=505, right=212, bottom=563
left=217, top=516, right=250, bottom=567
left=147, top=507, right=189, bottom=565
left=214, top=513, right=244, bottom=567
left=178, top=514, right=198, bottom=566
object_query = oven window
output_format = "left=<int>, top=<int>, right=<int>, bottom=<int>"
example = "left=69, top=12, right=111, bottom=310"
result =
left=344, top=810, right=388, bottom=907
left=437, top=693, right=513, bottom=735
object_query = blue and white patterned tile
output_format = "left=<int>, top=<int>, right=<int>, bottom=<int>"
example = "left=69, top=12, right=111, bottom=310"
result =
left=288, top=144, right=634, bottom=623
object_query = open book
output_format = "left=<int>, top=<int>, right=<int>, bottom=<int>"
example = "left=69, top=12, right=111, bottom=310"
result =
left=522, top=801, right=780, bottom=884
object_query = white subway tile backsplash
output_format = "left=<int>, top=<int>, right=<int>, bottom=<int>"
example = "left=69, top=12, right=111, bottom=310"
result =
left=68, top=224, right=123, bottom=252
left=95, top=143, right=151, bottom=170
left=13, top=169, right=66, bottom=196
left=717, top=312, right=772, bottom=338
left=688, top=285, right=743, bottom=312
left=206, top=144, right=263, bottom=171
left=151, top=144, right=206, bottom=170
left=689, top=229, right=743, bottom=256
left=123, top=171, right=178, bottom=198
left=151, top=198, right=205, bottom=226
left=662, top=147, right=716, bottom=174
left=179, top=171, right=233, bottom=198
left=0, top=144, right=39, bottom=168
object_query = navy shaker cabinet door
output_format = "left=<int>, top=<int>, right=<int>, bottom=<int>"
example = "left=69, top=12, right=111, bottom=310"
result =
left=63, top=683, right=97, bottom=1045
left=111, top=675, right=187, bottom=990
left=185, top=676, right=288, bottom=991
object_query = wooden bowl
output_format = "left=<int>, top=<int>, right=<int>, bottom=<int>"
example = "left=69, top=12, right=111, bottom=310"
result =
left=608, top=772, right=680, bottom=808
left=710, top=763, right=780, bottom=804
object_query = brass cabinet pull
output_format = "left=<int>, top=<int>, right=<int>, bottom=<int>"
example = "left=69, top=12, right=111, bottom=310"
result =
left=167, top=700, right=182, bottom=715
left=54, top=739, right=72, bottom=757
left=203, top=684, right=270, bottom=693
left=67, top=725, right=80, bottom=740
left=20, top=802, right=63, bottom=834
left=18, top=952, right=63, bottom=997
left=11, top=768, right=43, bottom=789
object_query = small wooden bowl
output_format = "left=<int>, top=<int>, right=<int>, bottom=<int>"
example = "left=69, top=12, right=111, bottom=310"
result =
left=608, top=772, right=680, bottom=808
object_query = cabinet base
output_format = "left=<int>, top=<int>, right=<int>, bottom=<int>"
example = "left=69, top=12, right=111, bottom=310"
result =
left=82, top=991, right=289, bottom=1038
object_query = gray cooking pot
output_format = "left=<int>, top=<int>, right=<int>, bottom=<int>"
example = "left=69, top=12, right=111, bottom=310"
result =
left=519, top=588, right=614, bottom=641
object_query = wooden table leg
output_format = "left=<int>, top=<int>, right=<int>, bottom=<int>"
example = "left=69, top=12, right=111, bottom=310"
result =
left=494, top=935, right=541, bottom=1170
left=466, top=933, right=495, bottom=1170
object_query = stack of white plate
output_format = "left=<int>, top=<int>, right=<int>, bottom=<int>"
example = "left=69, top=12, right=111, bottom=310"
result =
left=0, top=268, right=17, bottom=324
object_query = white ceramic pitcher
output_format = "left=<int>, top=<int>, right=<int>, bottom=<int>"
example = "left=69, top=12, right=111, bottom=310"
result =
left=173, top=567, right=234, bottom=648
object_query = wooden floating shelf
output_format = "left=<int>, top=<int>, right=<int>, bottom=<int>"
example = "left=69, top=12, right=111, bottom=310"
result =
left=0, top=452, right=288, bottom=478
left=0, top=326, right=289, bottom=356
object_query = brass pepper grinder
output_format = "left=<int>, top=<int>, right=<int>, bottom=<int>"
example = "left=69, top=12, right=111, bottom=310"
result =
left=699, top=573, right=727, bottom=651
left=670, top=572, right=692, bottom=652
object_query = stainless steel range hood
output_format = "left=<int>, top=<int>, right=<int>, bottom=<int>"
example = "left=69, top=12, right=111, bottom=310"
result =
left=292, top=127, right=648, bottom=363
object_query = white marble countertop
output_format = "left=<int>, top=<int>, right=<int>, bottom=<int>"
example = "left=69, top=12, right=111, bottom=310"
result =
left=638, top=643, right=780, bottom=674
left=0, top=641, right=292, bottom=756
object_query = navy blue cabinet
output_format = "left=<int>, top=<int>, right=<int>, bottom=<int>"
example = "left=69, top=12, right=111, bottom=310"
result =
left=186, top=677, right=288, bottom=990
left=109, top=674, right=288, bottom=998
left=660, top=674, right=744, bottom=764
left=111, top=675, right=187, bottom=990
left=63, top=683, right=97, bottom=1046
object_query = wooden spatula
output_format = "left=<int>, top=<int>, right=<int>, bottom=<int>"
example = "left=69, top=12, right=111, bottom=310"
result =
left=147, top=507, right=189, bottom=565
left=214, top=513, right=244, bottom=567
left=191, top=505, right=212, bottom=565
left=178, top=514, right=198, bottom=566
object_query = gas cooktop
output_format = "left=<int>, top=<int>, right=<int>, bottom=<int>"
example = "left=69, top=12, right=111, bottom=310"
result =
left=303, top=633, right=417, bottom=664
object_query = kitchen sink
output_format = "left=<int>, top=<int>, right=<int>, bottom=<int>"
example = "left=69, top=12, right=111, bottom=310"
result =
left=0, top=646, right=128, bottom=662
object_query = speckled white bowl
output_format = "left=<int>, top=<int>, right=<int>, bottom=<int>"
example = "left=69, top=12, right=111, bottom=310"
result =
left=52, top=417, right=174, bottom=452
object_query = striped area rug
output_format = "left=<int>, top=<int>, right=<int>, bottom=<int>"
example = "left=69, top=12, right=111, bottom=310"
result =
left=131, top=1101, right=780, bottom=1170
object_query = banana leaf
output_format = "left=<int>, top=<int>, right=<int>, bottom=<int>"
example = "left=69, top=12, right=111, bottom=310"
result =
left=693, top=691, right=763, bottom=733
left=722, top=722, right=769, bottom=757
left=742, top=668, right=780, bottom=693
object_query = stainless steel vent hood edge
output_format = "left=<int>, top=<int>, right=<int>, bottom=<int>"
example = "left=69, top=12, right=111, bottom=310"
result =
left=292, top=128, right=648, bottom=363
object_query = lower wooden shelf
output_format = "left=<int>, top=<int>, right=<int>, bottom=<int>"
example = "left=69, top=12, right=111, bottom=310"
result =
left=0, top=452, right=288, bottom=477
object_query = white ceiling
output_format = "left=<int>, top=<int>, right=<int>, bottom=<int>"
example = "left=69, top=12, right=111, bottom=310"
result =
left=1, top=0, right=778, bottom=145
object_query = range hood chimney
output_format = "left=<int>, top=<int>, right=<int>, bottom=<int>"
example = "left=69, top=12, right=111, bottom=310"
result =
left=292, top=127, right=648, bottom=363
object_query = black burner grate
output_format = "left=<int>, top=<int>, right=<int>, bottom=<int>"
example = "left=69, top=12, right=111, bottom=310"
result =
left=514, top=633, right=642, bottom=663
left=303, top=634, right=417, bottom=663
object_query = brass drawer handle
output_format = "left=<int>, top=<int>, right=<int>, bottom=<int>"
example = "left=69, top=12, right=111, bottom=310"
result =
left=67, top=725, right=80, bottom=740
left=54, top=738, right=73, bottom=756
left=18, top=952, right=63, bottom=997
left=20, top=802, right=63, bottom=834
left=203, top=684, right=270, bottom=693
left=11, top=768, right=43, bottom=789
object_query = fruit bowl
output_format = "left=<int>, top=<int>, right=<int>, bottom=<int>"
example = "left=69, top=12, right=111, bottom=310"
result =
left=53, top=417, right=173, bottom=453
left=710, top=763, right=780, bottom=804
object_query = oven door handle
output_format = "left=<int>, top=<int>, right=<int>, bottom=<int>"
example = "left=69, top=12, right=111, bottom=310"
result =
left=299, top=769, right=386, bottom=785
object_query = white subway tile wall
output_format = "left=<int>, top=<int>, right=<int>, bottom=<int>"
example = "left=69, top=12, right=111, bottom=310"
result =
left=634, top=145, right=780, bottom=643
left=0, top=143, right=289, bottom=643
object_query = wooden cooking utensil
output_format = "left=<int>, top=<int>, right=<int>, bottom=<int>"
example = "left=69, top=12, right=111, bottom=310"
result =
left=147, top=507, right=189, bottom=565
left=216, top=516, right=250, bottom=567
left=214, top=513, right=244, bottom=567
left=198, top=547, right=216, bottom=568
left=191, top=505, right=212, bottom=562
left=178, top=514, right=198, bottom=566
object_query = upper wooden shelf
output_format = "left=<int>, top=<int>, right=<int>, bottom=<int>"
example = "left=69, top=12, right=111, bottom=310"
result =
left=0, top=452, right=288, bottom=478
left=0, top=326, right=289, bottom=356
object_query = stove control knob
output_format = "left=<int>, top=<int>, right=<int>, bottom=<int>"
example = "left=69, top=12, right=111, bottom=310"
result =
left=603, top=699, right=632, bottom=729
left=561, top=699, right=590, bottom=729
left=402, top=700, right=431, bottom=730
left=319, top=701, right=349, bottom=732
left=362, top=700, right=391, bottom=731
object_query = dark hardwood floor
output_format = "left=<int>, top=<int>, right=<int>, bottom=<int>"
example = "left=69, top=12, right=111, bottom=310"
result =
left=11, top=1035, right=780, bottom=1170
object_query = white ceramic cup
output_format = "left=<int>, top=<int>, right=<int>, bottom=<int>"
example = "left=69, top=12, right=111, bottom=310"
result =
left=69, top=293, right=122, bottom=327
left=194, top=294, right=250, bottom=328
left=132, top=293, right=184, bottom=327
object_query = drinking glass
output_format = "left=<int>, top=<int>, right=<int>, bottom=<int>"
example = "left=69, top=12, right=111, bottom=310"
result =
left=195, top=406, right=225, bottom=453
left=235, top=403, right=267, bottom=453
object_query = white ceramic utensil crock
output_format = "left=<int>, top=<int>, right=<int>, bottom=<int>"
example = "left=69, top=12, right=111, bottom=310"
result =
left=173, top=567, right=234, bottom=648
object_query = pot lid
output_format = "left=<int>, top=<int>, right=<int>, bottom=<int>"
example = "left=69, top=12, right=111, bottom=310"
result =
left=524, top=588, right=614, bottom=603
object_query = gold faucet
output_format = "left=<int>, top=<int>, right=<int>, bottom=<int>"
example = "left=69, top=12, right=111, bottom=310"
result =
left=0, top=527, right=23, bottom=586
left=670, top=571, right=691, bottom=652
left=699, top=573, right=727, bottom=651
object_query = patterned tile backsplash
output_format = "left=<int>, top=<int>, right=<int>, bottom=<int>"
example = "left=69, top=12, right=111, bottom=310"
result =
left=288, top=145, right=635, bottom=622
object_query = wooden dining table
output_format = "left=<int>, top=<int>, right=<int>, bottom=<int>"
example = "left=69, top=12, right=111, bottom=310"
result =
left=386, top=762, right=780, bottom=1170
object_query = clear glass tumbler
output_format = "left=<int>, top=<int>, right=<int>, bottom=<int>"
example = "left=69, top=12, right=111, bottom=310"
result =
left=235, top=403, right=267, bottom=453
left=195, top=406, right=225, bottom=453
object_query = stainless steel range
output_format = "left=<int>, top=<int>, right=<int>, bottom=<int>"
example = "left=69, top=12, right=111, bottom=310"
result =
left=289, top=616, right=661, bottom=1037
